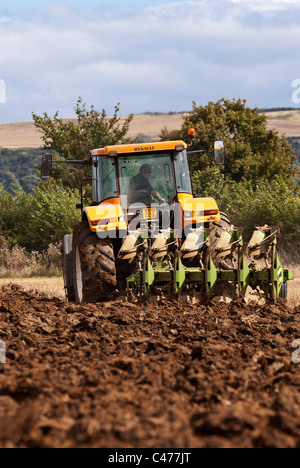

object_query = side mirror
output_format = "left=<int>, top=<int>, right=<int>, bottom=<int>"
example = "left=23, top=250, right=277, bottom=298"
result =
left=41, top=154, right=53, bottom=178
left=214, top=141, right=225, bottom=165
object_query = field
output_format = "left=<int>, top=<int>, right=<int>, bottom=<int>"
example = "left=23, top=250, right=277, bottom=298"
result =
left=0, top=114, right=186, bottom=149
left=0, top=274, right=299, bottom=448
left=0, top=109, right=299, bottom=449
left=1, top=110, right=300, bottom=149
left=266, top=109, right=300, bottom=137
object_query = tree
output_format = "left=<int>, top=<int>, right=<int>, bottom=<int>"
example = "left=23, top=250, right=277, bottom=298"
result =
left=159, top=127, right=182, bottom=142
left=2, top=171, right=20, bottom=193
left=32, top=97, right=134, bottom=188
left=0, top=148, right=45, bottom=193
left=21, top=174, right=40, bottom=193
left=181, top=98, right=296, bottom=186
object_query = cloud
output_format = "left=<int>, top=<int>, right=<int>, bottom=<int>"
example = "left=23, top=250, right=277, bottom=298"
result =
left=230, top=0, right=300, bottom=13
left=0, top=0, right=300, bottom=123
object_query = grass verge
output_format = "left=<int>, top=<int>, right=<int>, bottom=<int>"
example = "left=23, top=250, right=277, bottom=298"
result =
left=0, top=277, right=65, bottom=300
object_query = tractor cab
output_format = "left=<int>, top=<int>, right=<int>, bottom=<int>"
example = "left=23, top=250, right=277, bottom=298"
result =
left=90, top=141, right=192, bottom=209
left=88, top=140, right=223, bottom=237
left=41, top=138, right=224, bottom=236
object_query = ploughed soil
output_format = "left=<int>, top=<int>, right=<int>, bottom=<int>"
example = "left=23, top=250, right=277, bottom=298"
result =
left=0, top=284, right=299, bottom=448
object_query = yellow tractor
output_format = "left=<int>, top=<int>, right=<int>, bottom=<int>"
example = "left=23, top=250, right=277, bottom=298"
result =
left=42, top=132, right=293, bottom=303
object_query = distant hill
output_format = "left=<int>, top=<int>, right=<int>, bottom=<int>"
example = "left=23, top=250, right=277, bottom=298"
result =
left=262, top=109, right=300, bottom=138
left=0, top=114, right=186, bottom=149
left=1, top=110, right=300, bottom=192
left=1, top=110, right=300, bottom=150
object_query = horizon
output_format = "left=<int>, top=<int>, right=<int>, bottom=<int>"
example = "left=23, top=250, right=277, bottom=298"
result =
left=0, top=106, right=300, bottom=126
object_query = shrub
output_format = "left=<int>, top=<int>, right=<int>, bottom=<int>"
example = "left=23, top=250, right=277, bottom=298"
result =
left=0, top=180, right=80, bottom=251
left=228, top=178, right=300, bottom=243
left=26, top=180, right=81, bottom=250
left=0, top=242, right=62, bottom=278
left=192, top=169, right=300, bottom=243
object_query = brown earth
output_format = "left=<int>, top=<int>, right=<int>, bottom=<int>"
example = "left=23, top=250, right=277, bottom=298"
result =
left=0, top=284, right=299, bottom=448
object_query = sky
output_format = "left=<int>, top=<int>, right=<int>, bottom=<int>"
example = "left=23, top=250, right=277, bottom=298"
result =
left=0, top=0, right=300, bottom=123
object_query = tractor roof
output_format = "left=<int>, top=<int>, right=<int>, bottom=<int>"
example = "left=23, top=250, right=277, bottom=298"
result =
left=91, top=140, right=187, bottom=157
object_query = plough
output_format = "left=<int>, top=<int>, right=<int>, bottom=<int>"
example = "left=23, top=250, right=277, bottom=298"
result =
left=120, top=225, right=293, bottom=302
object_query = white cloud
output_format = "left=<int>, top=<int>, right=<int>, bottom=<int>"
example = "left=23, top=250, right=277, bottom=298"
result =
left=0, top=0, right=300, bottom=123
left=230, top=0, right=300, bottom=12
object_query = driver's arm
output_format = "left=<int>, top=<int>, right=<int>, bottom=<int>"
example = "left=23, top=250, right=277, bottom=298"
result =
left=151, top=190, right=165, bottom=203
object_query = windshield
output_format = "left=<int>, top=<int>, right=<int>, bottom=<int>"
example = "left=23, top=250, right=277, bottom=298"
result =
left=174, top=150, right=192, bottom=194
left=118, top=153, right=176, bottom=207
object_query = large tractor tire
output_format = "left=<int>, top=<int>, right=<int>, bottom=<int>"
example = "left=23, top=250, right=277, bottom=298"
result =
left=72, top=221, right=117, bottom=303
left=63, top=234, right=75, bottom=302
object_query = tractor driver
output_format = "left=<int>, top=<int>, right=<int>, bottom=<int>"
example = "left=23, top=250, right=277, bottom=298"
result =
left=128, top=164, right=165, bottom=205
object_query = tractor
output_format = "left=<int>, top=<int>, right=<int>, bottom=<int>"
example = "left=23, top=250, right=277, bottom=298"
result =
left=41, top=130, right=293, bottom=303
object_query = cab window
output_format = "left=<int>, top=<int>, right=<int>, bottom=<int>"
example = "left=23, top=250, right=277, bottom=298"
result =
left=93, top=156, right=118, bottom=203
left=174, top=150, right=192, bottom=194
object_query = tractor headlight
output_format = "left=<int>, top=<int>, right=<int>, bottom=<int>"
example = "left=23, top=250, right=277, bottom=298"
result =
left=184, top=211, right=193, bottom=218
left=119, top=216, right=125, bottom=224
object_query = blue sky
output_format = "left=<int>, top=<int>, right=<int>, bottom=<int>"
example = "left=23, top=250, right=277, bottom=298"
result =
left=0, top=0, right=300, bottom=123
left=0, top=0, right=171, bottom=11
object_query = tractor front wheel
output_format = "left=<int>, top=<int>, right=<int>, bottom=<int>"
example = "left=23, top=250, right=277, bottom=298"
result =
left=72, top=221, right=117, bottom=303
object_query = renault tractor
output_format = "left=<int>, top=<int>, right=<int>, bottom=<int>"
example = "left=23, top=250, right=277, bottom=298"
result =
left=41, top=131, right=293, bottom=303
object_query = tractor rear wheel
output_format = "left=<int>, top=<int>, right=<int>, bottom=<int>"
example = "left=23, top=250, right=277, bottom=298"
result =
left=72, top=221, right=117, bottom=303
